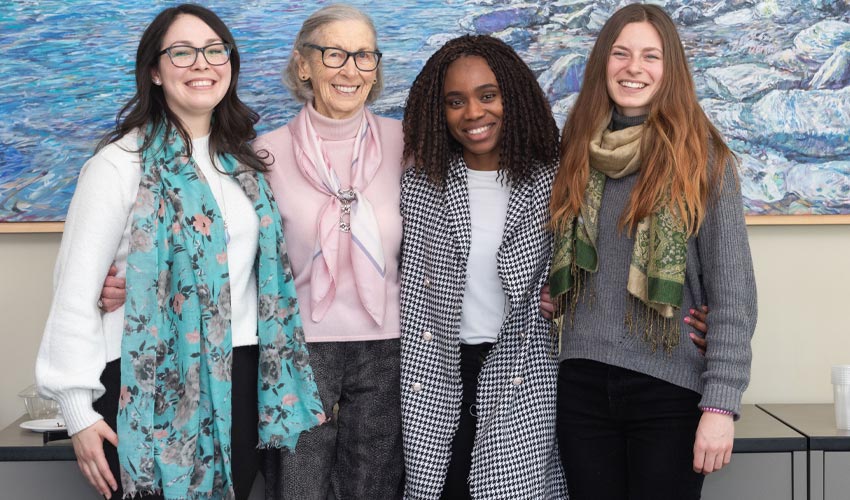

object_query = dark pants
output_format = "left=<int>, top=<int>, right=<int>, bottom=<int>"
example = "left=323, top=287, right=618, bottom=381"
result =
left=440, top=342, right=493, bottom=500
left=94, top=345, right=261, bottom=500
left=557, top=358, right=705, bottom=500
left=264, top=339, right=404, bottom=500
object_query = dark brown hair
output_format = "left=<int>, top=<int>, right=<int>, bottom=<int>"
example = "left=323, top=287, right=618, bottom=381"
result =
left=97, top=4, right=267, bottom=172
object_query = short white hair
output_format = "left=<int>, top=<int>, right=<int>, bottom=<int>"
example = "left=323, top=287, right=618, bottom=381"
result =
left=284, top=4, right=384, bottom=104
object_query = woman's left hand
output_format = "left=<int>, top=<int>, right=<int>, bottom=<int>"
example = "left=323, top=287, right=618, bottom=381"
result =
left=99, top=264, right=127, bottom=312
left=692, top=411, right=734, bottom=474
left=685, top=305, right=709, bottom=355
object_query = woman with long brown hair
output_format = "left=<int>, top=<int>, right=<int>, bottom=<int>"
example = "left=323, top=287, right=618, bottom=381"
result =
left=36, top=5, right=323, bottom=499
left=548, top=4, right=756, bottom=499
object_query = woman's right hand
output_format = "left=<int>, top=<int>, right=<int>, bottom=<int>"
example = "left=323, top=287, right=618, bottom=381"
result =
left=99, top=264, right=127, bottom=312
left=539, top=284, right=554, bottom=319
left=71, top=420, right=119, bottom=498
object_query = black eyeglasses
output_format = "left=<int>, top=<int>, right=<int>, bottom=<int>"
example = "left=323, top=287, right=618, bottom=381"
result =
left=159, top=42, right=233, bottom=68
left=302, top=43, right=382, bottom=71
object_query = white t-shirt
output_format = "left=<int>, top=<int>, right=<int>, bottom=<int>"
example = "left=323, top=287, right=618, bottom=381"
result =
left=458, top=168, right=511, bottom=345
left=192, top=136, right=259, bottom=348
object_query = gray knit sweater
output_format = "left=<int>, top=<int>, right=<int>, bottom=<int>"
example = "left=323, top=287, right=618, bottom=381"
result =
left=559, top=152, right=757, bottom=415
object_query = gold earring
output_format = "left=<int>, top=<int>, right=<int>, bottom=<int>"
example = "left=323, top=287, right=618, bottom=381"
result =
left=373, top=79, right=377, bottom=84
left=301, top=75, right=308, bottom=81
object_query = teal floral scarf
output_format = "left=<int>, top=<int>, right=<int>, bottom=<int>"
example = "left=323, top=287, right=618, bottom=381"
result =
left=118, top=123, right=325, bottom=499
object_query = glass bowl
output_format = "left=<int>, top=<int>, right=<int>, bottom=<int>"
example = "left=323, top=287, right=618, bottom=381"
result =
left=18, top=384, right=60, bottom=420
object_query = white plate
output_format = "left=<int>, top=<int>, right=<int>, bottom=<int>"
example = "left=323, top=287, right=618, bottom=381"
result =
left=19, top=418, right=66, bottom=432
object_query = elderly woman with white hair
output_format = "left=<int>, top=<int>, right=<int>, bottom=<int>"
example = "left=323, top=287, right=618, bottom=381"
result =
left=255, top=4, right=404, bottom=499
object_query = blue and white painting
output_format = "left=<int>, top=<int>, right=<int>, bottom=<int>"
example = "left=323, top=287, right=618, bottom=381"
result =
left=1, top=0, right=849, bottom=222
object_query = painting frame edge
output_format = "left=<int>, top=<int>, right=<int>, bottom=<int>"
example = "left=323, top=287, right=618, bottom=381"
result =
left=0, top=222, right=65, bottom=233
left=744, top=215, right=850, bottom=226
left=1, top=215, right=849, bottom=234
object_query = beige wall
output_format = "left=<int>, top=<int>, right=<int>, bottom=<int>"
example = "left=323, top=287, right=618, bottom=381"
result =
left=0, top=225, right=848, bottom=429
left=1, top=232, right=61, bottom=429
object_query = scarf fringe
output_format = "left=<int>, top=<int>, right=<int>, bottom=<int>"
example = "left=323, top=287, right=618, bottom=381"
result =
left=551, top=265, right=596, bottom=357
left=554, top=269, right=681, bottom=355
left=625, top=294, right=680, bottom=354
left=567, top=262, right=596, bottom=327
left=123, top=487, right=235, bottom=500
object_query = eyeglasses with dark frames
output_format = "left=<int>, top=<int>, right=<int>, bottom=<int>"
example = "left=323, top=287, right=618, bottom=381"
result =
left=302, top=43, right=382, bottom=72
left=159, top=42, right=233, bottom=68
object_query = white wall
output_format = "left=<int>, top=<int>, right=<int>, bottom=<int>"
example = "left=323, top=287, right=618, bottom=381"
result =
left=0, top=225, right=848, bottom=429
left=745, top=224, right=850, bottom=404
left=0, top=232, right=60, bottom=429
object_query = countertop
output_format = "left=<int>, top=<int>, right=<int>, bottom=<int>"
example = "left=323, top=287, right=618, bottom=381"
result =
left=0, top=404, right=809, bottom=462
left=0, top=416, right=74, bottom=461
left=758, top=403, right=850, bottom=452
left=733, top=404, right=807, bottom=453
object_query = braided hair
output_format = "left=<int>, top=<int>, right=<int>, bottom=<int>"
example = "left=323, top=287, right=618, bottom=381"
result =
left=403, top=35, right=559, bottom=185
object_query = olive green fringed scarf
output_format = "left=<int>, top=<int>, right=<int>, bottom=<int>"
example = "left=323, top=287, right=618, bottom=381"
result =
left=550, top=117, right=688, bottom=353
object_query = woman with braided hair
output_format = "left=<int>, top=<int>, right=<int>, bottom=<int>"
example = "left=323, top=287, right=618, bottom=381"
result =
left=399, top=34, right=566, bottom=499
left=548, top=4, right=757, bottom=499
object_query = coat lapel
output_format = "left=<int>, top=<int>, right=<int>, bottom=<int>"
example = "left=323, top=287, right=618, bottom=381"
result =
left=498, top=170, right=541, bottom=305
left=445, top=156, right=472, bottom=264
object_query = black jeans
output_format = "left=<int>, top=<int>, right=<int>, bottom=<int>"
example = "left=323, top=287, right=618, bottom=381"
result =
left=441, top=342, right=493, bottom=500
left=557, top=358, right=705, bottom=500
left=94, top=345, right=260, bottom=500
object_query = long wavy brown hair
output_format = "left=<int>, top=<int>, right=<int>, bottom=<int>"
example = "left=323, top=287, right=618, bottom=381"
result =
left=550, top=4, right=736, bottom=235
left=403, top=35, right=559, bottom=186
left=97, top=4, right=268, bottom=172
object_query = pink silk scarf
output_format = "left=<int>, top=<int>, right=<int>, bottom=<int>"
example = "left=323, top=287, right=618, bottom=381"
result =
left=288, top=105, right=387, bottom=326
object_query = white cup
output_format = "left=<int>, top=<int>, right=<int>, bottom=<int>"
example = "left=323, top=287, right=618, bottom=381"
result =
left=832, top=365, right=850, bottom=430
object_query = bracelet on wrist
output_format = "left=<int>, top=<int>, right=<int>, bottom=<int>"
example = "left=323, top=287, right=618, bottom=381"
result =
left=700, top=406, right=734, bottom=417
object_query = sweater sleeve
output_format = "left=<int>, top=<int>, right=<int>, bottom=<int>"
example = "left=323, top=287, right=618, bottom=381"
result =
left=36, top=148, right=135, bottom=435
left=695, top=163, right=758, bottom=416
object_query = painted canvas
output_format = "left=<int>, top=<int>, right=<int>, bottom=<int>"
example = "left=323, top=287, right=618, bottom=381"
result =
left=1, top=0, right=849, bottom=223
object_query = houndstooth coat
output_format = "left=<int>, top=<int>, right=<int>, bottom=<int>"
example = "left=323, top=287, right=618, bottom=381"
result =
left=399, top=156, right=568, bottom=499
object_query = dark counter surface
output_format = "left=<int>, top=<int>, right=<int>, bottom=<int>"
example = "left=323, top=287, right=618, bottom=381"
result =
left=1, top=405, right=806, bottom=461
left=758, top=403, right=850, bottom=452
left=0, top=416, right=74, bottom=462
left=734, top=404, right=807, bottom=453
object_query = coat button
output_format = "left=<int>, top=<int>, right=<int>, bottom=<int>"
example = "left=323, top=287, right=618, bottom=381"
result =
left=519, top=331, right=527, bottom=339
left=512, top=377, right=524, bottom=386
left=411, top=382, right=423, bottom=392
left=422, top=331, right=433, bottom=341
left=424, top=276, right=431, bottom=288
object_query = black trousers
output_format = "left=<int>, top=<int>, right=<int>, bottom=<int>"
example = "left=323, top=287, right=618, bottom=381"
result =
left=94, top=345, right=261, bottom=500
left=557, top=358, right=705, bottom=500
left=440, top=342, right=493, bottom=500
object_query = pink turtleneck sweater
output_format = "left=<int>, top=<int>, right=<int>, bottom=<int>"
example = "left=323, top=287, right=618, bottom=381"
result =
left=254, top=104, right=403, bottom=342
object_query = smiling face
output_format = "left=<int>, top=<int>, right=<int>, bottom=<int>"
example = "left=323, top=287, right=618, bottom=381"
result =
left=443, top=55, right=503, bottom=171
left=606, top=21, right=664, bottom=117
left=297, top=19, right=377, bottom=120
left=151, top=14, right=231, bottom=137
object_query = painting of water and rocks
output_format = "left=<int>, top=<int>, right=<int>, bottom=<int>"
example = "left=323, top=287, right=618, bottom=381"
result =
left=1, top=0, right=848, bottom=223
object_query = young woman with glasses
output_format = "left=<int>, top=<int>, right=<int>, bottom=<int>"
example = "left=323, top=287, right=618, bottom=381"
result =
left=35, top=5, right=323, bottom=499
